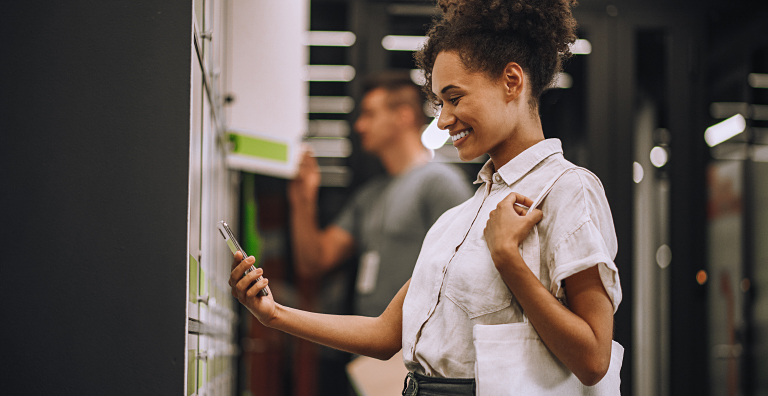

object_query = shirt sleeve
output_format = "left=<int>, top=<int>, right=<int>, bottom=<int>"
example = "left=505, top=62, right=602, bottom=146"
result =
left=546, top=170, right=622, bottom=312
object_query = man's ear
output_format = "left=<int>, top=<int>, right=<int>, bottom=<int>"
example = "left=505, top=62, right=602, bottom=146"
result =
left=395, top=104, right=417, bottom=129
left=501, top=62, right=525, bottom=103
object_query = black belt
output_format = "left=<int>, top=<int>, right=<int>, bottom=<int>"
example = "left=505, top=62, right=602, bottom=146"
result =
left=402, top=372, right=476, bottom=396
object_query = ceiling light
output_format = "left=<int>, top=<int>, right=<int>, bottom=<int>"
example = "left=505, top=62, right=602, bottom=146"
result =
left=303, top=65, right=355, bottom=82
left=554, top=72, right=572, bottom=89
left=650, top=146, right=668, bottom=168
left=633, top=162, right=644, bottom=183
left=382, top=35, right=427, bottom=51
left=570, top=39, right=592, bottom=55
left=421, top=116, right=449, bottom=149
left=304, top=31, right=356, bottom=47
left=748, top=73, right=768, bottom=88
left=705, top=114, right=747, bottom=147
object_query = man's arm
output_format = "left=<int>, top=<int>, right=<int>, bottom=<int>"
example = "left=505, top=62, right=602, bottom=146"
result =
left=288, top=152, right=356, bottom=277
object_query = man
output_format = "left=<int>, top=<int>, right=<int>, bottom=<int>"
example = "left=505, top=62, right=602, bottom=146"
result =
left=288, top=71, right=472, bottom=317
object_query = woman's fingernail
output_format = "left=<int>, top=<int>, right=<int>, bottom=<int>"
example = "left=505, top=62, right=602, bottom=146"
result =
left=246, top=256, right=255, bottom=264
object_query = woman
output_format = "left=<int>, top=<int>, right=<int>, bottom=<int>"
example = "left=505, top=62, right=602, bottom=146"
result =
left=230, top=0, right=621, bottom=393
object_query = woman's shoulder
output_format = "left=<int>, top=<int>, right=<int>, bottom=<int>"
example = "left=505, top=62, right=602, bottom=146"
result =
left=537, top=159, right=615, bottom=247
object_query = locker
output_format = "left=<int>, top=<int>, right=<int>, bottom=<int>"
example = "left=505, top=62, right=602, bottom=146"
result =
left=187, top=333, right=199, bottom=396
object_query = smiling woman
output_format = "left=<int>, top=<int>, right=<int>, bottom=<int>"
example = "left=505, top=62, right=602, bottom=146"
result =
left=229, top=2, right=623, bottom=395
left=398, top=1, right=623, bottom=394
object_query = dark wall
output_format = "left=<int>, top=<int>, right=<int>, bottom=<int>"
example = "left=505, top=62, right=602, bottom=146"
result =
left=1, top=1, right=191, bottom=394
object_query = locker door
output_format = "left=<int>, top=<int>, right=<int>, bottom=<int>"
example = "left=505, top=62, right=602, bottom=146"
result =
left=189, top=41, right=204, bottom=321
left=187, top=333, right=199, bottom=396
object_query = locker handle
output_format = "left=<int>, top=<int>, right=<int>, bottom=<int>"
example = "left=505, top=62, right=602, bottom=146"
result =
left=197, top=294, right=209, bottom=305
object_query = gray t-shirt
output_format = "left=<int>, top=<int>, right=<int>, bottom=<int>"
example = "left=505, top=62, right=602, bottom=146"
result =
left=334, top=161, right=473, bottom=316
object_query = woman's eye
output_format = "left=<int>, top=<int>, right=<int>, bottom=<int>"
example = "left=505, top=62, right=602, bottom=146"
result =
left=449, top=97, right=461, bottom=105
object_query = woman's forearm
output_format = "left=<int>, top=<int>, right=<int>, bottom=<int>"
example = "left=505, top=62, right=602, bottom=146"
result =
left=494, top=251, right=613, bottom=386
left=268, top=304, right=401, bottom=360
left=263, top=279, right=409, bottom=361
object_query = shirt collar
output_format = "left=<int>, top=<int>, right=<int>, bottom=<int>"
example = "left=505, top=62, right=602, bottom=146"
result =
left=474, top=139, right=563, bottom=185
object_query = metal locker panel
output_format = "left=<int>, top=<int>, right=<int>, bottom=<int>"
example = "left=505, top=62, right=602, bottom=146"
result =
left=200, top=88, right=215, bottom=328
left=198, top=334, right=210, bottom=396
left=187, top=333, right=199, bottom=396
left=189, top=42, right=205, bottom=322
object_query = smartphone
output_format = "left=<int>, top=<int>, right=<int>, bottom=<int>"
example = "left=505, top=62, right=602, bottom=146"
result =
left=217, top=220, right=269, bottom=297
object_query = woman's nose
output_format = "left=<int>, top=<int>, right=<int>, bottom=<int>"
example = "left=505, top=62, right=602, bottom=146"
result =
left=436, top=109, right=455, bottom=130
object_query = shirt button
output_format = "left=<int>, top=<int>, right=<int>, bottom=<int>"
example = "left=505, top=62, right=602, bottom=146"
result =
left=493, top=174, right=502, bottom=183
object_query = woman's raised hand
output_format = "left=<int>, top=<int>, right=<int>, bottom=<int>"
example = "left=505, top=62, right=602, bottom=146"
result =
left=483, top=192, right=543, bottom=265
left=229, top=252, right=277, bottom=325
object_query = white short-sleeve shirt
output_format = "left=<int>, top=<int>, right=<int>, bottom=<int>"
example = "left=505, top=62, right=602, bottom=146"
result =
left=401, top=138, right=622, bottom=378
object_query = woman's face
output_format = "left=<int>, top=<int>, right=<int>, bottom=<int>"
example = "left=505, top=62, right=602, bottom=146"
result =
left=431, top=51, right=520, bottom=163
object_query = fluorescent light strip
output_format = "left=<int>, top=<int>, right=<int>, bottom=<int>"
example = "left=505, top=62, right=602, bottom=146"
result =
left=570, top=39, right=592, bottom=55
left=411, top=69, right=426, bottom=86
left=705, top=114, right=747, bottom=147
left=304, top=138, right=352, bottom=158
left=554, top=72, right=573, bottom=89
left=304, top=31, right=356, bottom=47
left=304, top=65, right=356, bottom=82
left=421, top=116, right=449, bottom=149
left=748, top=73, right=768, bottom=88
left=382, top=35, right=428, bottom=51
left=308, top=96, right=355, bottom=114
left=308, top=120, right=350, bottom=138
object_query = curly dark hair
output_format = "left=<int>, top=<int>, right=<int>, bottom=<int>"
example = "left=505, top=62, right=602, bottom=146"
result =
left=415, top=0, right=579, bottom=109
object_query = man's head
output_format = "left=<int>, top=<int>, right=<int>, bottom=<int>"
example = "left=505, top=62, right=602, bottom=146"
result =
left=354, top=71, right=427, bottom=155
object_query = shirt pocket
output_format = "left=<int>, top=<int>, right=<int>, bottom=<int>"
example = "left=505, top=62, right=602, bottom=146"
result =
left=444, top=236, right=513, bottom=319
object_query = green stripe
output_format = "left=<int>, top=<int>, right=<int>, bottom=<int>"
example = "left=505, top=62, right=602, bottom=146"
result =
left=242, top=173, right=262, bottom=268
left=229, top=133, right=288, bottom=162
left=189, top=255, right=198, bottom=303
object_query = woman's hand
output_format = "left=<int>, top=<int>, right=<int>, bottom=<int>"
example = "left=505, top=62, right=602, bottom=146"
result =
left=483, top=192, right=542, bottom=265
left=229, top=252, right=277, bottom=326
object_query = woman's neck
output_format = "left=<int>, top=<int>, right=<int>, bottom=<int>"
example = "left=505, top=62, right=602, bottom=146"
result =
left=488, top=115, right=545, bottom=170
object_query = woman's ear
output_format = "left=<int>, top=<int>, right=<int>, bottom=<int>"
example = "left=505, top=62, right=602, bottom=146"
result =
left=501, top=62, right=525, bottom=103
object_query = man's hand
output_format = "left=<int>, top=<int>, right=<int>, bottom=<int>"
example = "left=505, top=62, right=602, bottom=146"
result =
left=288, top=151, right=321, bottom=206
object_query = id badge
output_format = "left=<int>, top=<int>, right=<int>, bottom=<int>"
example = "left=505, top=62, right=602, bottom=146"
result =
left=356, top=251, right=380, bottom=294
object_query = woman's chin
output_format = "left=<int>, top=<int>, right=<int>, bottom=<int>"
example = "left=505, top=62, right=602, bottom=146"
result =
left=457, top=147, right=482, bottom=162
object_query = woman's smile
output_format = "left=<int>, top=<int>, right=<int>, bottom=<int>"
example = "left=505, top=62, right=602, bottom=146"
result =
left=450, top=128, right=473, bottom=145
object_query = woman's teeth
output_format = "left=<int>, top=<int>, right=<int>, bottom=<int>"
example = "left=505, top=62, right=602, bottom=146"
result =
left=451, top=129, right=472, bottom=142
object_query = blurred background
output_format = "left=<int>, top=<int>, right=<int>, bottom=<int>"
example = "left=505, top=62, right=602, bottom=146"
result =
left=2, top=0, right=768, bottom=395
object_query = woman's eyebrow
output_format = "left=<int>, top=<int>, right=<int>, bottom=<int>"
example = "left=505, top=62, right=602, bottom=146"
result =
left=440, top=84, right=460, bottom=94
